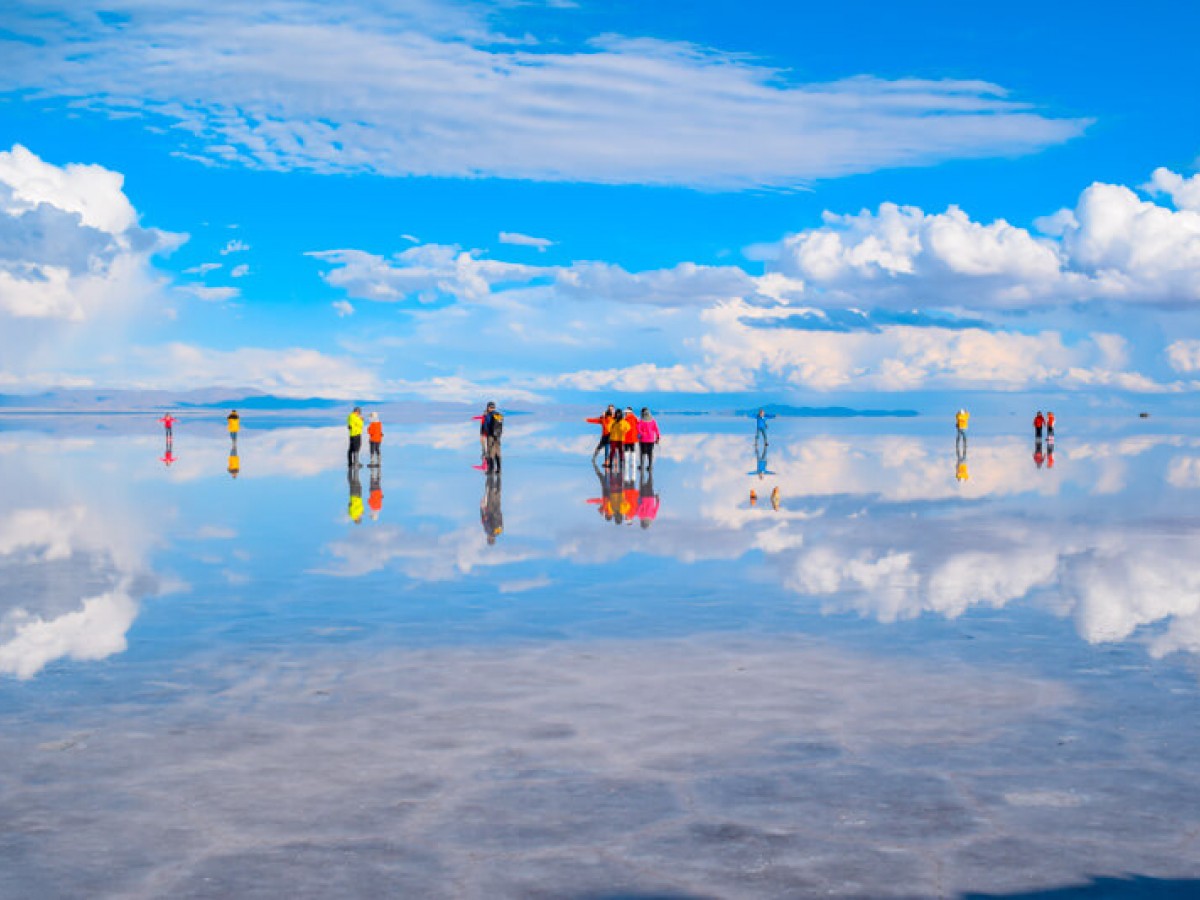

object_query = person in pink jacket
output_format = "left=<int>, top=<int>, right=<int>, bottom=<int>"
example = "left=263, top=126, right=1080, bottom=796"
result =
left=637, top=469, right=659, bottom=528
left=636, top=407, right=661, bottom=470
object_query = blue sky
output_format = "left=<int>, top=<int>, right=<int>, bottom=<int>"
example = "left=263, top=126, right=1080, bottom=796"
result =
left=1, top=0, right=1199, bottom=403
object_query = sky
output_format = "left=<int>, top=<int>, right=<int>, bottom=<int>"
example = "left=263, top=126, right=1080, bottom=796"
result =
left=1, top=0, right=1200, bottom=404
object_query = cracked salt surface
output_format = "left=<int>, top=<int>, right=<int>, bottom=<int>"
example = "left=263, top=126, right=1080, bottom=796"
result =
left=3, top=411, right=1200, bottom=897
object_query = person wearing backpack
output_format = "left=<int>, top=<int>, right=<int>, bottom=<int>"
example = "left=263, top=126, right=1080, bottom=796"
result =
left=482, top=401, right=503, bottom=472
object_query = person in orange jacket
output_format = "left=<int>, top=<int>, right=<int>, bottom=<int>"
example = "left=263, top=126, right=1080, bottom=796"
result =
left=367, top=412, right=384, bottom=467
left=586, top=404, right=616, bottom=466
left=608, top=409, right=629, bottom=471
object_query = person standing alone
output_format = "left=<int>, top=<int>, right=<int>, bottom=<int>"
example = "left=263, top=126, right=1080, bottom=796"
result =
left=955, top=408, right=969, bottom=454
left=482, top=401, right=503, bottom=472
left=347, top=406, right=364, bottom=468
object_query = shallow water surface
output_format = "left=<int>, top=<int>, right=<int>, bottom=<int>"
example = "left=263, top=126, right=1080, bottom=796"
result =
left=2, top=409, right=1200, bottom=897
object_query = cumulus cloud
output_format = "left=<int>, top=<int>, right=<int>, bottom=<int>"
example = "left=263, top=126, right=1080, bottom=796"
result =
left=772, top=174, right=1200, bottom=309
left=332, top=299, right=354, bottom=317
left=230, top=263, right=249, bottom=277
left=0, top=144, right=182, bottom=321
left=1147, top=167, right=1200, bottom=212
left=182, top=284, right=239, bottom=302
left=499, top=231, right=554, bottom=251
left=0, top=1, right=1085, bottom=189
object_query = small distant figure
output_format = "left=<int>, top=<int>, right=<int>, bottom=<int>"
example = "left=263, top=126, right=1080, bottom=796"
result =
left=227, top=409, right=240, bottom=444
left=586, top=405, right=616, bottom=467
left=637, top=407, right=660, bottom=471
left=368, top=467, right=383, bottom=520
left=755, top=408, right=775, bottom=446
left=347, top=466, right=363, bottom=524
left=749, top=488, right=758, bottom=507
left=481, top=401, right=503, bottom=473
left=956, top=449, right=969, bottom=482
left=347, top=406, right=364, bottom=468
left=955, top=408, right=969, bottom=454
left=227, top=444, right=240, bottom=479
left=160, top=412, right=176, bottom=441
left=1034, top=410, right=1045, bottom=441
left=608, top=409, right=628, bottom=473
left=160, top=448, right=177, bottom=467
left=367, top=412, right=383, bottom=467
left=1046, top=411, right=1056, bottom=440
left=770, top=486, right=780, bottom=511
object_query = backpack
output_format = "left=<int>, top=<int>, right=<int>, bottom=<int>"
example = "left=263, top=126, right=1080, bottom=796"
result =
left=490, top=411, right=504, bottom=438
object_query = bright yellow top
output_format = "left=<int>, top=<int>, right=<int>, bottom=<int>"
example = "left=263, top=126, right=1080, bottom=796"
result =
left=348, top=495, right=364, bottom=521
left=956, top=462, right=969, bottom=481
left=609, top=419, right=630, bottom=443
left=955, top=411, right=969, bottom=430
left=347, top=412, right=364, bottom=437
left=227, top=416, right=240, bottom=434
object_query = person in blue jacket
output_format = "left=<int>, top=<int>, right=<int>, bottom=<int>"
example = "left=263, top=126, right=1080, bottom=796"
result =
left=755, top=408, right=776, bottom=446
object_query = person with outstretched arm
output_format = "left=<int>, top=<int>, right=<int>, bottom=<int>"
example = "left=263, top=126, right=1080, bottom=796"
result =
left=755, top=408, right=775, bottom=445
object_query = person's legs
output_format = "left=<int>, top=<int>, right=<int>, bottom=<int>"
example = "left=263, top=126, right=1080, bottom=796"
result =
left=644, top=442, right=655, bottom=469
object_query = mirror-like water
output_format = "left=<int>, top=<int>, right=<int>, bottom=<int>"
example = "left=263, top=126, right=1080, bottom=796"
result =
left=3, top=408, right=1200, bottom=897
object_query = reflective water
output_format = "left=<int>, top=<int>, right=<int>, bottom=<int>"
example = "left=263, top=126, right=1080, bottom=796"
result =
left=3, top=409, right=1200, bottom=897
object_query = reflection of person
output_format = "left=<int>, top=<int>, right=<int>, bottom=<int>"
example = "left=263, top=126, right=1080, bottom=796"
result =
left=956, top=444, right=969, bottom=482
left=637, top=407, right=660, bottom=470
left=637, top=468, right=659, bottom=529
left=1033, top=441, right=1045, bottom=469
left=227, top=409, right=240, bottom=444
left=347, top=466, right=363, bottom=523
left=955, top=408, right=969, bottom=454
left=367, top=412, right=383, bottom=467
left=586, top=405, right=616, bottom=466
left=227, top=443, right=240, bottom=479
left=1047, top=445, right=1055, bottom=469
left=160, top=446, right=177, bottom=467
left=347, top=406, right=364, bottom=468
left=755, top=408, right=775, bottom=446
left=368, top=467, right=383, bottom=520
left=770, top=486, right=780, bottom=511
left=749, top=442, right=775, bottom=480
left=481, top=401, right=503, bottom=473
left=481, top=471, right=503, bottom=543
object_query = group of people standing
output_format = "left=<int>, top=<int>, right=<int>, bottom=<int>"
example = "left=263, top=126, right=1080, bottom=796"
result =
left=587, top=405, right=661, bottom=472
left=345, top=406, right=385, bottom=468
left=156, top=409, right=241, bottom=477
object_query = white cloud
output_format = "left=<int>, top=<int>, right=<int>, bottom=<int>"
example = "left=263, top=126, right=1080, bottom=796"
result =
left=0, top=144, right=183, bottom=322
left=310, top=245, right=548, bottom=304
left=184, top=262, right=222, bottom=275
left=219, top=238, right=250, bottom=255
left=1147, top=166, right=1200, bottom=212
left=1166, top=339, right=1200, bottom=373
left=0, top=2, right=1085, bottom=189
left=127, top=343, right=381, bottom=398
left=332, top=299, right=354, bottom=317
left=499, top=231, right=554, bottom=251
left=230, top=263, right=249, bottom=277
left=182, top=284, right=239, bottom=302
left=771, top=172, right=1200, bottom=309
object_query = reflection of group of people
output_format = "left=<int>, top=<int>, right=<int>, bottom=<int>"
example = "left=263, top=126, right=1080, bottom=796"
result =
left=588, top=463, right=659, bottom=527
left=587, top=405, right=660, bottom=473
left=157, top=410, right=242, bottom=478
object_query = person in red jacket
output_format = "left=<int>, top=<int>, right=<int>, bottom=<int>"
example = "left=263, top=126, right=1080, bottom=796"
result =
left=367, top=412, right=384, bottom=467
left=1046, top=411, right=1056, bottom=439
left=1034, top=411, right=1045, bottom=441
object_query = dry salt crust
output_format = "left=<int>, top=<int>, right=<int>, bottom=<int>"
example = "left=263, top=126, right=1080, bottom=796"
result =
left=3, top=635, right=1200, bottom=898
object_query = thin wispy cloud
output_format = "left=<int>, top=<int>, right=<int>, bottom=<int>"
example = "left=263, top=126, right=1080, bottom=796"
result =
left=0, top=1, right=1087, bottom=189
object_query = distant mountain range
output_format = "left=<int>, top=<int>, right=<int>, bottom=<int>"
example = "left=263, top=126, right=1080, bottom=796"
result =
left=0, top=388, right=344, bottom=412
left=732, top=404, right=918, bottom=418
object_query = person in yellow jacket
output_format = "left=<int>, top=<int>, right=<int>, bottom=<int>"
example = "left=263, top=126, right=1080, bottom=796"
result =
left=346, top=406, right=364, bottom=468
left=607, top=410, right=629, bottom=471
left=955, top=408, right=969, bottom=454
left=227, top=409, right=240, bottom=439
